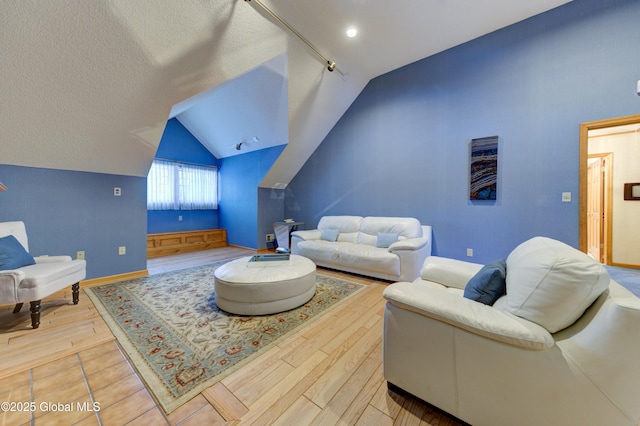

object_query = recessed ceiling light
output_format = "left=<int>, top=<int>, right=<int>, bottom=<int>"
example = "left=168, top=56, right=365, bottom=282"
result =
left=346, top=27, right=358, bottom=38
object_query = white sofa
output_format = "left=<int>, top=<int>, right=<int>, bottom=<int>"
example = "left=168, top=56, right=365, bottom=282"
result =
left=291, top=216, right=431, bottom=282
left=383, top=237, right=640, bottom=426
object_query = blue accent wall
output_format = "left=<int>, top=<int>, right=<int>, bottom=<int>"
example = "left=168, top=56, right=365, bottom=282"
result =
left=219, top=145, right=286, bottom=249
left=147, top=118, right=220, bottom=233
left=0, top=164, right=147, bottom=279
left=258, top=187, right=286, bottom=251
left=286, top=0, right=640, bottom=264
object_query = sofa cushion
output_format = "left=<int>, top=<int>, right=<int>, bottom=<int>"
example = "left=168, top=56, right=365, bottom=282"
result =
left=0, top=235, right=36, bottom=270
left=317, top=217, right=362, bottom=244
left=320, top=228, right=339, bottom=242
left=19, top=260, right=86, bottom=289
left=505, top=236, right=610, bottom=333
left=376, top=232, right=399, bottom=248
left=295, top=240, right=343, bottom=265
left=318, top=216, right=362, bottom=233
left=464, top=259, right=506, bottom=305
left=339, top=244, right=401, bottom=276
left=358, top=217, right=422, bottom=246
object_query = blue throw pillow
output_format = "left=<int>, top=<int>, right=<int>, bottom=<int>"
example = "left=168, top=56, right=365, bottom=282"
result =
left=0, top=235, right=36, bottom=270
left=376, top=232, right=399, bottom=248
left=320, top=228, right=339, bottom=242
left=463, top=259, right=507, bottom=305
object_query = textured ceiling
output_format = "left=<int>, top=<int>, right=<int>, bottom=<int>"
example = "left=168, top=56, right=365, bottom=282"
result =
left=1, top=0, right=572, bottom=185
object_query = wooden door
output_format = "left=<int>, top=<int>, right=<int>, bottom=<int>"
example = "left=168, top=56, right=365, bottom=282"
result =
left=587, top=157, right=603, bottom=262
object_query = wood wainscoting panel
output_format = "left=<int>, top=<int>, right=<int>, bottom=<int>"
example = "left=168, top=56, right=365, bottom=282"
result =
left=147, top=229, right=227, bottom=258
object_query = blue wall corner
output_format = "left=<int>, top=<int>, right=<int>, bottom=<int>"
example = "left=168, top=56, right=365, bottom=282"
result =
left=219, top=145, right=286, bottom=249
left=148, top=118, right=220, bottom=234
left=258, top=187, right=286, bottom=250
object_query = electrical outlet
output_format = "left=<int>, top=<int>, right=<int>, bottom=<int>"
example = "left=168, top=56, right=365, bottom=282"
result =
left=118, top=246, right=126, bottom=255
left=76, top=251, right=85, bottom=260
left=466, top=248, right=473, bottom=257
left=178, top=215, right=183, bottom=221
left=266, top=233, right=275, bottom=243
left=114, top=187, right=121, bottom=196
left=562, top=192, right=572, bottom=202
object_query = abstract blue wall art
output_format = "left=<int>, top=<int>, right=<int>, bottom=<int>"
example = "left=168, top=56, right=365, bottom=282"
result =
left=470, top=136, right=498, bottom=201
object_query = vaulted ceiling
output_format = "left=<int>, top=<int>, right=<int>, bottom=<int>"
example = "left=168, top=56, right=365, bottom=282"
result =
left=1, top=0, right=572, bottom=187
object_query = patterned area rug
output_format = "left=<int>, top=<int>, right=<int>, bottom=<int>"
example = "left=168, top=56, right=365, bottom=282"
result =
left=85, top=261, right=365, bottom=413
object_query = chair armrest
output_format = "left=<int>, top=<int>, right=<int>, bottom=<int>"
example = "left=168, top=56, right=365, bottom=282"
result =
left=291, top=230, right=321, bottom=242
left=34, top=255, right=73, bottom=263
left=0, top=269, right=25, bottom=290
left=383, top=282, right=554, bottom=350
left=420, top=256, right=484, bottom=290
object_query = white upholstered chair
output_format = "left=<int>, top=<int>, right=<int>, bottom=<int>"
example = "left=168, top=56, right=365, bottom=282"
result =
left=383, top=237, right=640, bottom=425
left=0, top=221, right=86, bottom=329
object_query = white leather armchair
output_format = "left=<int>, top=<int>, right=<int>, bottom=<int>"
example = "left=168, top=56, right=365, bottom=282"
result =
left=383, top=237, right=640, bottom=425
left=0, top=221, right=86, bottom=329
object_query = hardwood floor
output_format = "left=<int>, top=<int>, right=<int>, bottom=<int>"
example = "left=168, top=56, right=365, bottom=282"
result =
left=0, top=247, right=463, bottom=425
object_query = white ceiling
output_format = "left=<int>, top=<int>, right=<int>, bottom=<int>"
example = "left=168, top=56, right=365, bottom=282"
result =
left=1, top=0, right=572, bottom=186
left=170, top=53, right=289, bottom=159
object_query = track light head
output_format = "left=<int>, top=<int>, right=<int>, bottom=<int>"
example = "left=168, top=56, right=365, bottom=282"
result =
left=236, top=143, right=243, bottom=150
left=327, top=61, right=336, bottom=72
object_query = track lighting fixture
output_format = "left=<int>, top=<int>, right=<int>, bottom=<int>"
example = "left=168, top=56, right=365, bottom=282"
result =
left=245, top=0, right=347, bottom=78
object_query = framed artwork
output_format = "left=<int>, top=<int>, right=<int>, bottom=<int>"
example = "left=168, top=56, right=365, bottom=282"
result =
left=470, top=136, right=498, bottom=201
left=624, top=183, right=640, bottom=200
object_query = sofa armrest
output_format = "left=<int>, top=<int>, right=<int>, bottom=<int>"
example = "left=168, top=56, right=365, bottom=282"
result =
left=420, top=256, right=484, bottom=290
left=34, top=255, right=73, bottom=263
left=291, top=229, right=322, bottom=255
left=291, top=229, right=321, bottom=242
left=0, top=270, right=24, bottom=301
left=383, top=282, right=554, bottom=350
left=389, top=225, right=432, bottom=252
left=388, top=236, right=427, bottom=252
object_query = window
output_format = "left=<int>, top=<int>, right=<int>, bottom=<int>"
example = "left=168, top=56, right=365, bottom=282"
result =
left=147, top=159, right=218, bottom=210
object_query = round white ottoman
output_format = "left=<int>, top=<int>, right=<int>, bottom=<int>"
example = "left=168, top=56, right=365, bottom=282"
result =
left=213, top=255, right=317, bottom=315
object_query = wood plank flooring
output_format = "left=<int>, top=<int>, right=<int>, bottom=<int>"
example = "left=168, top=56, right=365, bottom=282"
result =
left=0, top=247, right=463, bottom=425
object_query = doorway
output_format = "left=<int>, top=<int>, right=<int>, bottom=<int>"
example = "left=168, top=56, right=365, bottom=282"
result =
left=579, top=114, right=640, bottom=269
